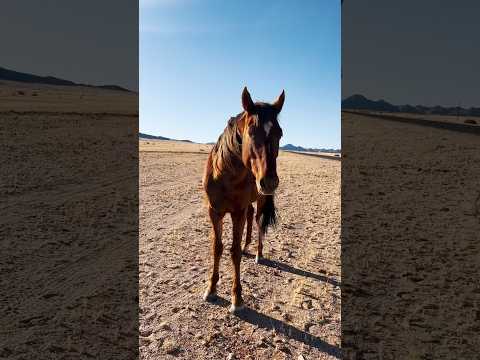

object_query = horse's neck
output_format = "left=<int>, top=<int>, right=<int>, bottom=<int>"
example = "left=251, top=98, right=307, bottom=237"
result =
left=212, top=113, right=253, bottom=183
left=221, top=150, right=248, bottom=178
left=214, top=141, right=251, bottom=183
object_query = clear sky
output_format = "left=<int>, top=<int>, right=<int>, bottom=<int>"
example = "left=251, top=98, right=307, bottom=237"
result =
left=1, top=1, right=137, bottom=91
left=140, top=0, right=340, bottom=149
left=343, top=0, right=480, bottom=108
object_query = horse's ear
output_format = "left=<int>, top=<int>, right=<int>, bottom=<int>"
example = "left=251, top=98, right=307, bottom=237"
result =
left=273, top=90, right=285, bottom=113
left=242, top=87, right=255, bottom=113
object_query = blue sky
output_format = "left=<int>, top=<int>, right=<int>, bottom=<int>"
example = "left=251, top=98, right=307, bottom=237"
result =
left=140, top=0, right=340, bottom=149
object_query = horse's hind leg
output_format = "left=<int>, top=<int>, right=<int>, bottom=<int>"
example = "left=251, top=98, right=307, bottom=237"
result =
left=229, top=208, right=247, bottom=312
left=242, top=204, right=254, bottom=254
left=203, top=207, right=224, bottom=301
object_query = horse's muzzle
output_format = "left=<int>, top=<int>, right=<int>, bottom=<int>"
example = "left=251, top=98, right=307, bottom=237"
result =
left=258, top=176, right=279, bottom=195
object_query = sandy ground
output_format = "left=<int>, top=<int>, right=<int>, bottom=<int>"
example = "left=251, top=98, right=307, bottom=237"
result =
left=342, top=111, right=480, bottom=359
left=0, top=79, right=137, bottom=114
left=140, top=140, right=341, bottom=359
left=352, top=110, right=480, bottom=126
left=1, top=81, right=138, bottom=359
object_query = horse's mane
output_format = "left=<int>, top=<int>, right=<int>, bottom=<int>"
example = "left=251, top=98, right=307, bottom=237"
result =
left=211, top=112, right=245, bottom=178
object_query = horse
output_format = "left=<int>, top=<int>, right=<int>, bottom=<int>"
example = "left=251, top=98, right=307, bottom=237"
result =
left=202, top=87, right=285, bottom=312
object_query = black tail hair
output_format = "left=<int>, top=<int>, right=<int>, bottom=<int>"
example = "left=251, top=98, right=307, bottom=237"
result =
left=260, top=195, right=277, bottom=235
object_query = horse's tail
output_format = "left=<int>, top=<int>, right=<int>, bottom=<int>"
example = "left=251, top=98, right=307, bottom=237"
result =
left=260, top=195, right=277, bottom=235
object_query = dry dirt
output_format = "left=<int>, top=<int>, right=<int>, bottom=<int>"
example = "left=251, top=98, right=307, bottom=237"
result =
left=140, top=140, right=341, bottom=359
left=342, top=111, right=480, bottom=359
left=352, top=110, right=480, bottom=127
left=0, top=81, right=138, bottom=359
left=0, top=79, right=137, bottom=113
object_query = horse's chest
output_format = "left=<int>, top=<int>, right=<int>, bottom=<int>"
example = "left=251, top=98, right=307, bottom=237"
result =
left=206, top=175, right=255, bottom=212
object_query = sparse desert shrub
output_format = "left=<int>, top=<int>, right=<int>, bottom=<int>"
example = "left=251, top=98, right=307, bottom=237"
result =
left=17, top=90, right=25, bottom=95
left=464, top=119, right=477, bottom=125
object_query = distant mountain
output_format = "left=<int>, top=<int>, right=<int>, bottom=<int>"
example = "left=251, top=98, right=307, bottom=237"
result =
left=281, top=144, right=340, bottom=153
left=341, top=94, right=398, bottom=112
left=342, top=94, right=480, bottom=117
left=281, top=144, right=306, bottom=151
left=139, top=132, right=170, bottom=140
left=139, top=134, right=339, bottom=152
left=139, top=132, right=195, bottom=143
left=0, top=66, right=132, bottom=92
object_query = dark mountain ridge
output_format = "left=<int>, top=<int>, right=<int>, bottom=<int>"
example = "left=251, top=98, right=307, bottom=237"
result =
left=280, top=144, right=340, bottom=153
left=139, top=133, right=338, bottom=152
left=342, top=94, right=480, bottom=116
left=138, top=133, right=170, bottom=141
left=0, top=66, right=132, bottom=92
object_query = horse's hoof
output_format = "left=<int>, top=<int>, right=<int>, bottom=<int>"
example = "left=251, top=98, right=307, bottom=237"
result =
left=255, top=255, right=263, bottom=264
left=229, top=303, right=245, bottom=313
left=203, top=290, right=217, bottom=302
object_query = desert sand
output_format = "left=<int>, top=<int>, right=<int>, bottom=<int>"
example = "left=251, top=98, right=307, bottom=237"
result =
left=342, top=111, right=480, bottom=359
left=140, top=140, right=341, bottom=359
left=358, top=110, right=480, bottom=126
left=1, top=81, right=138, bottom=359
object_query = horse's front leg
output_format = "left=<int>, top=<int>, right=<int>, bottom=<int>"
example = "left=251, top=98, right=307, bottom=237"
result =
left=229, top=208, right=247, bottom=312
left=242, top=204, right=254, bottom=254
left=203, top=207, right=224, bottom=301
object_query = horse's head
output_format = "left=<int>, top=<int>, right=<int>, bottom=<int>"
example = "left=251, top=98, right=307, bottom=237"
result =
left=240, top=87, right=284, bottom=195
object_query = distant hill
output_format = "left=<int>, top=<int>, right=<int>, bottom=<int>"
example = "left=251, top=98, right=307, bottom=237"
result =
left=139, top=133, right=340, bottom=152
left=281, top=144, right=306, bottom=151
left=139, top=132, right=195, bottom=143
left=341, top=94, right=397, bottom=112
left=139, top=132, right=171, bottom=140
left=281, top=144, right=340, bottom=153
left=342, top=94, right=480, bottom=116
left=0, top=66, right=132, bottom=92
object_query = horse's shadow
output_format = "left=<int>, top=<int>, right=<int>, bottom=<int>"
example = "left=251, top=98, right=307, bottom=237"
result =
left=242, top=253, right=341, bottom=288
left=209, top=296, right=341, bottom=358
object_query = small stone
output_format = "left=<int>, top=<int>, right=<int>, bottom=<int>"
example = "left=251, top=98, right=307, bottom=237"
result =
left=140, top=328, right=152, bottom=337
left=159, top=322, right=171, bottom=330
left=140, top=337, right=152, bottom=346
left=298, top=355, right=307, bottom=360
left=302, top=300, right=313, bottom=310
left=256, top=337, right=268, bottom=348
left=162, top=339, right=180, bottom=355
left=273, top=336, right=285, bottom=343
left=227, top=353, right=235, bottom=360
left=276, top=344, right=292, bottom=355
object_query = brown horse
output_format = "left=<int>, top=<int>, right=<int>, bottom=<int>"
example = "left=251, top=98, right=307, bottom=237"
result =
left=202, top=87, right=285, bottom=312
